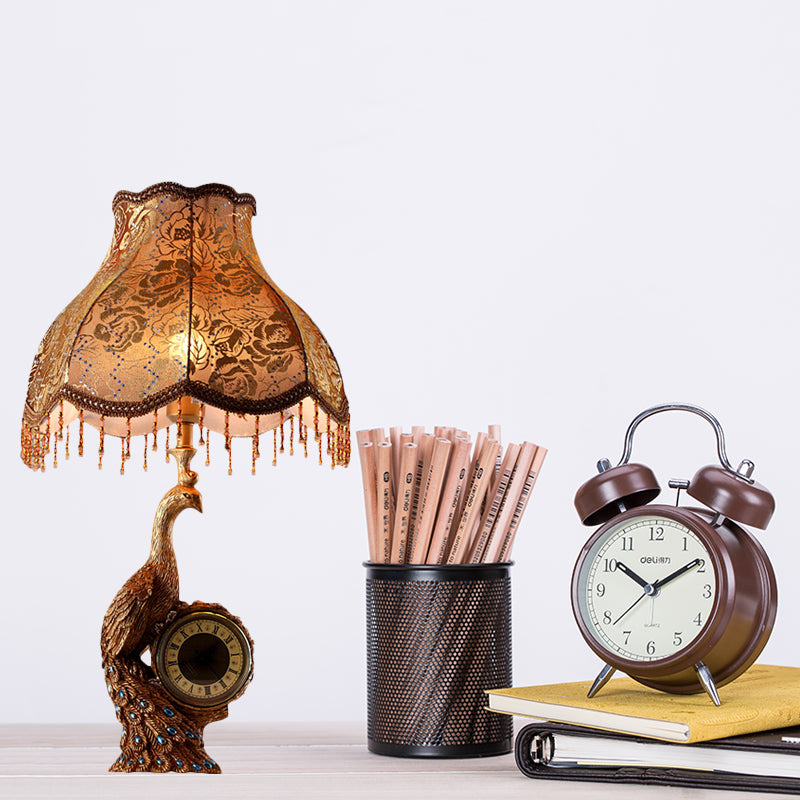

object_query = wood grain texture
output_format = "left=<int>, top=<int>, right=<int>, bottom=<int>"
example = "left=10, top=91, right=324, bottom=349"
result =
left=0, top=723, right=790, bottom=799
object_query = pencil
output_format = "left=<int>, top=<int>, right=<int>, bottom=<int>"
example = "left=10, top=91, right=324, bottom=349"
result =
left=390, top=442, right=418, bottom=563
left=408, top=437, right=452, bottom=563
left=405, top=434, right=433, bottom=561
left=375, top=441, right=394, bottom=564
left=389, top=425, right=402, bottom=491
left=488, top=424, right=502, bottom=475
left=447, top=439, right=501, bottom=564
left=481, top=441, right=537, bottom=563
left=469, top=442, right=520, bottom=564
left=453, top=430, right=486, bottom=533
left=358, top=441, right=379, bottom=562
left=426, top=437, right=472, bottom=564
left=488, top=444, right=547, bottom=563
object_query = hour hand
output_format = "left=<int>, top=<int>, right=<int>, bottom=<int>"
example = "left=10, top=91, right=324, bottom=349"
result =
left=615, top=561, right=653, bottom=591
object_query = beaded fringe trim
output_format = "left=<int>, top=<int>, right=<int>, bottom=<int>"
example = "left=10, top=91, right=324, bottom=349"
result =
left=20, top=401, right=351, bottom=474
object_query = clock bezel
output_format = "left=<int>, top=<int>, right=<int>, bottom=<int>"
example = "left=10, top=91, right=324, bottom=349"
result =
left=154, top=610, right=253, bottom=709
left=573, top=506, right=728, bottom=669
left=572, top=505, right=742, bottom=687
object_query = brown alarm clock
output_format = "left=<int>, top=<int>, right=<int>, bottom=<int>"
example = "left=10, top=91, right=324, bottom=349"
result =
left=571, top=403, right=777, bottom=705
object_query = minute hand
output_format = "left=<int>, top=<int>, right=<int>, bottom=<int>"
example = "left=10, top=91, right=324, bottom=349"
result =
left=652, top=558, right=702, bottom=591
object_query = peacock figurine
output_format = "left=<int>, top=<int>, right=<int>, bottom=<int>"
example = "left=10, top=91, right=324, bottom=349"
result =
left=100, top=406, right=231, bottom=773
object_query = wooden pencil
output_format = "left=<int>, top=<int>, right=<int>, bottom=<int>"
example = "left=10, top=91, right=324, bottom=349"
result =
left=375, top=441, right=394, bottom=564
left=370, top=427, right=387, bottom=447
left=488, top=424, right=502, bottom=476
left=405, top=434, right=434, bottom=561
left=487, top=444, right=547, bottom=563
left=468, top=442, right=520, bottom=564
left=425, top=437, right=472, bottom=564
left=389, top=425, right=402, bottom=491
left=408, top=437, right=452, bottom=563
left=390, top=442, right=418, bottom=563
left=481, top=441, right=537, bottom=563
left=446, top=439, right=500, bottom=564
left=453, top=430, right=486, bottom=534
left=358, top=441, right=379, bottom=562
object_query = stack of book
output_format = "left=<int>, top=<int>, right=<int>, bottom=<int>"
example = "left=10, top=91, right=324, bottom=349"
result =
left=487, top=664, right=800, bottom=793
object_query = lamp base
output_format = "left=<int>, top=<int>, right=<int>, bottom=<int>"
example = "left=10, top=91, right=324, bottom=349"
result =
left=104, top=641, right=225, bottom=773
left=103, top=597, right=254, bottom=773
left=100, top=442, right=253, bottom=773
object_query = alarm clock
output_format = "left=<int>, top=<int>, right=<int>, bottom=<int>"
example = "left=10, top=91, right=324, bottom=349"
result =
left=571, top=403, right=777, bottom=705
left=154, top=604, right=253, bottom=709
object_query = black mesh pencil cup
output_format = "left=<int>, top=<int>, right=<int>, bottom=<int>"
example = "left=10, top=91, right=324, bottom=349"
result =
left=365, top=563, right=513, bottom=757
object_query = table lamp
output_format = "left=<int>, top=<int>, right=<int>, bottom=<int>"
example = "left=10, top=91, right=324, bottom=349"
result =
left=20, top=182, right=350, bottom=773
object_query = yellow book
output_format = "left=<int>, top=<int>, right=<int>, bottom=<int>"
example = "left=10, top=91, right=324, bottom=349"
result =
left=486, top=664, right=800, bottom=744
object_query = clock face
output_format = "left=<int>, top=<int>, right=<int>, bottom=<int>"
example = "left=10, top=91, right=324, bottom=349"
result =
left=154, top=611, right=252, bottom=708
left=574, top=514, right=717, bottom=663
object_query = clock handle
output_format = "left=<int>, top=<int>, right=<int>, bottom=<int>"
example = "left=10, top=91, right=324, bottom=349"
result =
left=616, top=403, right=754, bottom=484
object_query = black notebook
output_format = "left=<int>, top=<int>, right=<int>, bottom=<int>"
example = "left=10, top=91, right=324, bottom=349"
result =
left=515, top=722, right=800, bottom=794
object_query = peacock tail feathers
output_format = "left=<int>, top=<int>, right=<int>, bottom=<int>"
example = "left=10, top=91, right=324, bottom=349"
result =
left=104, top=656, right=221, bottom=773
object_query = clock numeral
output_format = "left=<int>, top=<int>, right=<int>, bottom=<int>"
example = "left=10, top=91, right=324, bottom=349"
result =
left=682, top=537, right=688, bottom=551
left=673, top=632, right=683, bottom=647
left=702, top=584, right=712, bottom=599
left=697, top=559, right=706, bottom=573
left=620, top=537, right=634, bottom=551
left=603, top=610, right=612, bottom=624
left=180, top=630, right=189, bottom=640
left=219, top=678, right=228, bottom=689
left=603, top=558, right=618, bottom=573
left=205, top=686, right=212, bottom=695
left=169, top=642, right=179, bottom=651
left=649, top=526, right=664, bottom=541
left=167, top=659, right=178, bottom=666
left=225, top=635, right=234, bottom=645
left=647, top=640, right=656, bottom=655
left=623, top=630, right=632, bottom=645
left=213, top=625, right=219, bottom=635
left=595, top=583, right=606, bottom=597
left=693, top=612, right=703, bottom=627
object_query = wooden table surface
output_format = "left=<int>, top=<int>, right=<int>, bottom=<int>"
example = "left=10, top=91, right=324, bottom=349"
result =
left=1, top=722, right=797, bottom=799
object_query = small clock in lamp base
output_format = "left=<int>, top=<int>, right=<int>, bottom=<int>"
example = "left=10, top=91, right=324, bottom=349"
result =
left=154, top=609, right=253, bottom=709
left=570, top=403, right=777, bottom=705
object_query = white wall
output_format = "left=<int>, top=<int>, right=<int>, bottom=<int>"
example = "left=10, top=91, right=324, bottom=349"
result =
left=3, top=1, right=800, bottom=725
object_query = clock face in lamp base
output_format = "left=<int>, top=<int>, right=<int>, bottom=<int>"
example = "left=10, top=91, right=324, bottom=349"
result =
left=154, top=611, right=253, bottom=709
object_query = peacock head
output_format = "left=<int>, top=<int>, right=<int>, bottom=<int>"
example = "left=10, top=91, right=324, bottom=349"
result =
left=168, top=485, right=203, bottom=514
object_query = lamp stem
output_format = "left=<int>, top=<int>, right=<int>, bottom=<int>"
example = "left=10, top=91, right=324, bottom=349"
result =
left=166, top=397, right=202, bottom=485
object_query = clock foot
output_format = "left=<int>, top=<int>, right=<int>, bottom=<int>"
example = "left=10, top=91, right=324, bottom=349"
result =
left=587, top=663, right=617, bottom=698
left=695, top=662, right=721, bottom=705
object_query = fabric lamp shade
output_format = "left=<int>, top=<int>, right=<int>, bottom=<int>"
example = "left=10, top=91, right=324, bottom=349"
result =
left=21, top=182, right=350, bottom=472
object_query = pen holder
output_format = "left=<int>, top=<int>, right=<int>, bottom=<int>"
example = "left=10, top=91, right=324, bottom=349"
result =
left=365, top=562, right=513, bottom=758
